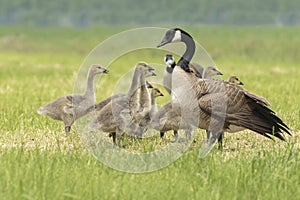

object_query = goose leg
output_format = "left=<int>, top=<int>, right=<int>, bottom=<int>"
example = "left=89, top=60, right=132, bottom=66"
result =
left=199, top=131, right=222, bottom=158
left=116, top=130, right=121, bottom=147
left=172, top=130, right=178, bottom=142
left=206, top=130, right=211, bottom=142
left=65, top=126, right=71, bottom=136
left=207, top=130, right=223, bottom=150
left=217, top=132, right=223, bottom=150
left=186, top=129, right=191, bottom=141
left=109, top=132, right=116, bottom=144
left=116, top=126, right=126, bottom=147
left=63, top=116, right=74, bottom=136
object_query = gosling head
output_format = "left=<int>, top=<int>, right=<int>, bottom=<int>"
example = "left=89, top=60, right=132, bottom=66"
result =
left=152, top=88, right=164, bottom=97
left=136, top=62, right=156, bottom=77
left=189, top=63, right=204, bottom=78
left=164, top=54, right=175, bottom=67
left=229, top=76, right=244, bottom=85
left=157, top=28, right=192, bottom=48
left=90, top=64, right=109, bottom=75
left=204, top=66, right=223, bottom=78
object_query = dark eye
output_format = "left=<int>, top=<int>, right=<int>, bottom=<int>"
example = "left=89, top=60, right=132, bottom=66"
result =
left=166, top=31, right=172, bottom=39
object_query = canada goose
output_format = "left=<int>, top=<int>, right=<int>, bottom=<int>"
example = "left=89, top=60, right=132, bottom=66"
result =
left=159, top=55, right=223, bottom=141
left=89, top=62, right=156, bottom=146
left=157, top=28, right=290, bottom=154
left=37, top=64, right=109, bottom=135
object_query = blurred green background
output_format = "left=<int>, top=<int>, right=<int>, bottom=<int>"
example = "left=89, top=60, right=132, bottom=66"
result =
left=1, top=0, right=300, bottom=27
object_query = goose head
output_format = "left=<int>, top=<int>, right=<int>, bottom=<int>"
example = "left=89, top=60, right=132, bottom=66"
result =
left=90, top=64, right=109, bottom=75
left=152, top=88, right=164, bottom=97
left=136, top=62, right=156, bottom=77
left=204, top=66, right=223, bottom=78
left=157, top=28, right=183, bottom=47
left=164, top=54, right=175, bottom=67
left=229, top=76, right=244, bottom=85
left=157, top=28, right=195, bottom=73
left=157, top=28, right=192, bottom=47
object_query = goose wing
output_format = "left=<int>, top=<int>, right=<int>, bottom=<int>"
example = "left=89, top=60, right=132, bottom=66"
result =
left=196, top=79, right=290, bottom=140
left=63, top=94, right=86, bottom=114
left=243, top=91, right=270, bottom=106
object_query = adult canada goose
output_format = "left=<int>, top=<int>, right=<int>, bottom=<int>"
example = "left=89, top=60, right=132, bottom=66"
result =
left=89, top=62, right=156, bottom=146
left=157, top=28, right=290, bottom=154
left=37, top=64, right=109, bottom=135
left=159, top=55, right=223, bottom=141
left=163, top=54, right=222, bottom=94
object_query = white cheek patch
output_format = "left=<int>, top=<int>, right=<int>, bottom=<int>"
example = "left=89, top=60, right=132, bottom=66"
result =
left=166, top=59, right=174, bottom=66
left=172, top=30, right=181, bottom=42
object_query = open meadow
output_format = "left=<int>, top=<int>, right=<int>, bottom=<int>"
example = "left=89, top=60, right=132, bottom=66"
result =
left=0, top=26, right=299, bottom=199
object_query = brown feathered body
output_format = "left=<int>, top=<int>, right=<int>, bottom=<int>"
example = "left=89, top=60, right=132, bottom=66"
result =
left=171, top=66, right=289, bottom=141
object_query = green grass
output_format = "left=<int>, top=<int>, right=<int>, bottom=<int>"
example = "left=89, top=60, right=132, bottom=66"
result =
left=0, top=26, right=299, bottom=200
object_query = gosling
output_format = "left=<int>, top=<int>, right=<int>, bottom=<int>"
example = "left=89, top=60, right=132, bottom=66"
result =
left=37, top=64, right=108, bottom=135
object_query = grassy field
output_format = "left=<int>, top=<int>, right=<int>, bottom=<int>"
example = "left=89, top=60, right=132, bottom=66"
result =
left=0, top=26, right=299, bottom=200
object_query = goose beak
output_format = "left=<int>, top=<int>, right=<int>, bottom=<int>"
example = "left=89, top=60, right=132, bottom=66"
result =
left=103, top=69, right=109, bottom=74
left=157, top=38, right=169, bottom=48
left=239, top=81, right=244, bottom=85
left=160, top=93, right=164, bottom=96
left=217, top=71, right=223, bottom=75
left=151, top=72, right=157, bottom=76
left=147, top=65, right=155, bottom=71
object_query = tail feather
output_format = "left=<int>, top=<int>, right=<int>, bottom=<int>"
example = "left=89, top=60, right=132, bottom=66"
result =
left=229, top=95, right=290, bottom=141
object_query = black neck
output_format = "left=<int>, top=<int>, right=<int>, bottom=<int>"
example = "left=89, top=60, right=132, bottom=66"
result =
left=171, top=62, right=176, bottom=69
left=177, top=33, right=195, bottom=73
